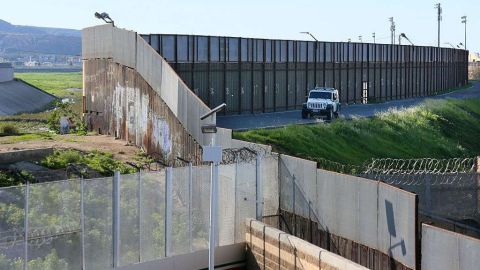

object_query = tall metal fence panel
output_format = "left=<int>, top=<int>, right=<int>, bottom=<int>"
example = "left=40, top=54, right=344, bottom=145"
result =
left=141, top=34, right=469, bottom=114
left=0, top=159, right=265, bottom=270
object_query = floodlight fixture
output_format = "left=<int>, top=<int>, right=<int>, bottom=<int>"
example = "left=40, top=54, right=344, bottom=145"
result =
left=300, top=31, right=318, bottom=42
left=94, top=12, right=115, bottom=27
left=200, top=103, right=226, bottom=120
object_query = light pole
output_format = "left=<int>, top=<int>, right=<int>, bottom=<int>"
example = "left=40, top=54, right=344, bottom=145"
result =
left=300, top=31, right=318, bottom=42
left=389, top=17, right=396, bottom=45
left=435, top=3, right=442, bottom=48
left=200, top=103, right=226, bottom=270
left=461, top=16, right=467, bottom=50
left=372, top=32, right=376, bottom=44
left=359, top=35, right=362, bottom=42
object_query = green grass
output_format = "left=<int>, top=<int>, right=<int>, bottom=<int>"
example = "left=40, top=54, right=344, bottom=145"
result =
left=15, top=72, right=82, bottom=97
left=0, top=133, right=53, bottom=144
left=234, top=98, right=480, bottom=166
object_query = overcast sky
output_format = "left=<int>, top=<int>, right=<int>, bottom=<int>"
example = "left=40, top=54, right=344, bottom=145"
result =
left=1, top=0, right=478, bottom=52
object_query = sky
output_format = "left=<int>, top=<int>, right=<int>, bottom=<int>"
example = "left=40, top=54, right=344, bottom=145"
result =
left=1, top=0, right=478, bottom=52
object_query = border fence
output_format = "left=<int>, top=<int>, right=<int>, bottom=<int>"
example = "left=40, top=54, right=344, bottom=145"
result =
left=0, top=157, right=275, bottom=270
left=140, top=34, right=468, bottom=114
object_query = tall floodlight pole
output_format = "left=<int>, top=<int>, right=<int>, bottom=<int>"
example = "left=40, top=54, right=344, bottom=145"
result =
left=359, top=35, right=363, bottom=42
left=435, top=3, right=442, bottom=48
left=200, top=103, right=226, bottom=270
left=461, top=16, right=467, bottom=50
left=372, top=32, right=376, bottom=44
left=389, top=17, right=396, bottom=45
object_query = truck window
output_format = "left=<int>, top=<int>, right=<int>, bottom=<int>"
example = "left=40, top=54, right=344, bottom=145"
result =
left=309, top=92, right=332, bottom=99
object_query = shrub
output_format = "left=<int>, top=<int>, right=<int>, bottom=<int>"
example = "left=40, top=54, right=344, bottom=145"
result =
left=48, top=101, right=85, bottom=135
left=41, top=149, right=136, bottom=176
left=1, top=124, right=19, bottom=135
left=41, top=149, right=83, bottom=169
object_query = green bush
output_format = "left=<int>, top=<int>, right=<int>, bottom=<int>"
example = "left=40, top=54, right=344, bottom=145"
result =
left=41, top=149, right=83, bottom=169
left=41, top=149, right=136, bottom=176
left=48, top=101, right=85, bottom=135
left=1, top=124, right=19, bottom=135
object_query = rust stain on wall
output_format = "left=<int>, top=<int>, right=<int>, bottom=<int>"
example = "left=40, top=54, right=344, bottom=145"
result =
left=83, top=59, right=201, bottom=166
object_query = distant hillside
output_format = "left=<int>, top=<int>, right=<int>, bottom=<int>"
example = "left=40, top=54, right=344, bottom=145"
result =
left=0, top=19, right=81, bottom=56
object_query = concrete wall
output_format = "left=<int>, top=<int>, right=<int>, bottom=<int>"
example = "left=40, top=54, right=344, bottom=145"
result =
left=0, top=148, right=54, bottom=164
left=117, top=243, right=245, bottom=270
left=316, top=170, right=417, bottom=269
left=0, top=64, right=13, bottom=82
left=421, top=224, right=480, bottom=270
left=279, top=154, right=418, bottom=269
left=82, top=24, right=213, bottom=151
left=83, top=59, right=202, bottom=165
left=246, top=219, right=368, bottom=270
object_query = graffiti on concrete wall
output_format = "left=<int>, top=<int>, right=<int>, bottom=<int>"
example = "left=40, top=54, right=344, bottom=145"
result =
left=84, top=59, right=201, bottom=165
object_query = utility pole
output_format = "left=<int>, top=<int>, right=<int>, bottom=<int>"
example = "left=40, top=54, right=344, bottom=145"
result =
left=372, top=32, right=376, bottom=44
left=461, top=16, right=467, bottom=50
left=359, top=35, right=362, bottom=42
left=435, top=3, right=442, bottom=48
left=389, top=17, right=396, bottom=45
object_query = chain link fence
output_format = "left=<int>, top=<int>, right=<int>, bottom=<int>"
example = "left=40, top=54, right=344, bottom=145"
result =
left=0, top=154, right=268, bottom=270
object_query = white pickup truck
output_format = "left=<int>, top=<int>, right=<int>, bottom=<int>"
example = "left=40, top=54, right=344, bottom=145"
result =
left=301, top=88, right=341, bottom=121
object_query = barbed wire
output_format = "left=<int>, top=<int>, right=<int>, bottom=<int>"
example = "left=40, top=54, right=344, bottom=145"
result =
left=0, top=224, right=80, bottom=249
left=363, top=157, right=476, bottom=175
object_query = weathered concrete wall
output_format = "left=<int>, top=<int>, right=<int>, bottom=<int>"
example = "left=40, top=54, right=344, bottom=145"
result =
left=83, top=59, right=201, bottom=165
left=246, top=219, right=369, bottom=270
left=421, top=224, right=480, bottom=270
left=82, top=24, right=220, bottom=164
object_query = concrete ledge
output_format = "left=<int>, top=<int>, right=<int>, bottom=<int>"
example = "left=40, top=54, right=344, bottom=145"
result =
left=0, top=148, right=53, bottom=164
left=117, top=243, right=245, bottom=270
left=246, top=218, right=368, bottom=270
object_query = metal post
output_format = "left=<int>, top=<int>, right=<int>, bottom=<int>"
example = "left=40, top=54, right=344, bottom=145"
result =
left=292, top=175, right=296, bottom=236
left=81, top=178, right=86, bottom=270
left=209, top=161, right=218, bottom=270
left=188, top=162, right=193, bottom=252
left=137, top=171, right=142, bottom=262
left=308, top=201, right=313, bottom=243
left=425, top=174, right=432, bottom=213
left=165, top=167, right=173, bottom=257
left=113, top=171, right=121, bottom=268
left=255, top=154, right=262, bottom=220
left=24, top=182, right=29, bottom=270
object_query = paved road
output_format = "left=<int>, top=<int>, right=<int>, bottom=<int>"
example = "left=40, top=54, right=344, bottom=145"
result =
left=217, top=81, right=480, bottom=130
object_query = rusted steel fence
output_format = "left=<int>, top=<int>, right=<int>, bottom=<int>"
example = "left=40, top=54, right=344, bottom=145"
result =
left=141, top=34, right=469, bottom=115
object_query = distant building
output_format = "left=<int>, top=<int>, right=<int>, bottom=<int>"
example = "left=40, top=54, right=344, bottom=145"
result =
left=0, top=62, right=13, bottom=82
left=469, top=52, right=480, bottom=62
left=24, top=60, right=40, bottom=67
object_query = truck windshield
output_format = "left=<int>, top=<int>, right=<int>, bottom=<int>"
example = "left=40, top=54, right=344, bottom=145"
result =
left=309, top=92, right=332, bottom=99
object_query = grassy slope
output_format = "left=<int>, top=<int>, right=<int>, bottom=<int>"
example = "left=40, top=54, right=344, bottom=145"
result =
left=234, top=98, right=480, bottom=165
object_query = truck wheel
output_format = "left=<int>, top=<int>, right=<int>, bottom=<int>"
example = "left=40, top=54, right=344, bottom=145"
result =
left=326, top=109, right=333, bottom=121
left=302, top=111, right=308, bottom=119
